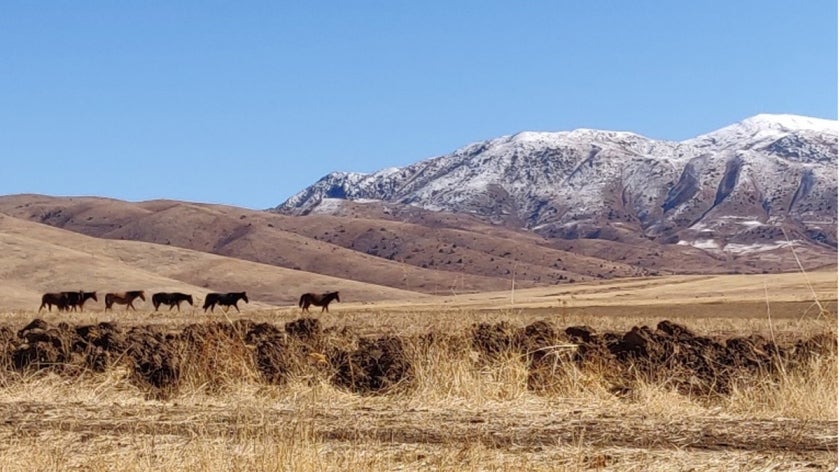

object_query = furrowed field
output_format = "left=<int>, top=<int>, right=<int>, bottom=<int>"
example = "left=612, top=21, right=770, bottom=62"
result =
left=0, top=271, right=836, bottom=471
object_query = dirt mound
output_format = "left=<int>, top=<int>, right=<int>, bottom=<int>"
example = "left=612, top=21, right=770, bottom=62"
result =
left=252, top=328, right=292, bottom=385
left=244, top=322, right=284, bottom=345
left=331, top=336, right=413, bottom=394
left=252, top=318, right=332, bottom=386
left=124, top=326, right=182, bottom=399
left=470, top=320, right=572, bottom=391
left=470, top=321, right=518, bottom=358
left=566, top=320, right=832, bottom=395
left=0, top=318, right=832, bottom=400
left=285, top=318, right=321, bottom=340
left=792, top=333, right=837, bottom=361
left=608, top=322, right=726, bottom=393
left=515, top=321, right=566, bottom=391
left=563, top=325, right=620, bottom=367
left=11, top=318, right=108, bottom=374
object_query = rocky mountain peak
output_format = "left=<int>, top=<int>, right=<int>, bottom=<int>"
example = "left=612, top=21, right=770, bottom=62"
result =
left=275, top=114, right=837, bottom=254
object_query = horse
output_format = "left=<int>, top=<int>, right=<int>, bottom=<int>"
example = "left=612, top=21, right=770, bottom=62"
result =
left=299, top=291, right=340, bottom=313
left=152, top=292, right=194, bottom=311
left=203, top=292, right=248, bottom=313
left=39, top=292, right=70, bottom=312
left=62, top=291, right=98, bottom=312
left=104, top=291, right=146, bottom=310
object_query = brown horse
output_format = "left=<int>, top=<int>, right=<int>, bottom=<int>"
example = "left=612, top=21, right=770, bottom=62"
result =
left=299, top=291, right=340, bottom=313
left=105, top=291, right=146, bottom=310
left=62, top=291, right=98, bottom=312
left=152, top=292, right=193, bottom=311
left=39, top=292, right=70, bottom=312
left=203, top=292, right=248, bottom=313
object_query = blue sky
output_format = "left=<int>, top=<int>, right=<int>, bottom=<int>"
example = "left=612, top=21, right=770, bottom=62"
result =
left=1, top=1, right=836, bottom=209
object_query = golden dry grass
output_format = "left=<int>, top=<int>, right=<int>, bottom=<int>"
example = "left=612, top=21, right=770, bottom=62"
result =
left=0, top=275, right=836, bottom=472
left=0, top=255, right=834, bottom=471
left=0, top=341, right=835, bottom=472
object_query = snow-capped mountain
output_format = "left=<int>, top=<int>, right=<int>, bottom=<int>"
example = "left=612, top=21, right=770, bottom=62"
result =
left=274, top=114, right=838, bottom=252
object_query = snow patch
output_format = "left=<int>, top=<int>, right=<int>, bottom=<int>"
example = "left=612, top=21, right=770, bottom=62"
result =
left=310, top=198, right=346, bottom=213
left=722, top=240, right=798, bottom=254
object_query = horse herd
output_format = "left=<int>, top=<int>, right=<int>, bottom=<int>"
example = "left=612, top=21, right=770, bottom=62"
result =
left=37, top=290, right=341, bottom=314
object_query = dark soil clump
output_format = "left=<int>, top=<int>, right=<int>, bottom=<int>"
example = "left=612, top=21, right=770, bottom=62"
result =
left=0, top=317, right=831, bottom=401
left=332, top=336, right=413, bottom=394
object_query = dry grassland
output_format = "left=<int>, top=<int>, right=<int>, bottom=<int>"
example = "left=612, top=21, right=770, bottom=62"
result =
left=0, top=270, right=836, bottom=471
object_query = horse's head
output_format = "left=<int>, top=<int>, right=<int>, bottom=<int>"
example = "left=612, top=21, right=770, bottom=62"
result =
left=240, top=292, right=249, bottom=303
left=87, top=291, right=98, bottom=302
left=186, top=295, right=194, bottom=306
left=138, top=291, right=146, bottom=301
left=333, top=291, right=340, bottom=303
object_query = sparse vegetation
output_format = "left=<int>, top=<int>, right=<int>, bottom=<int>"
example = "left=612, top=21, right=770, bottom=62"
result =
left=0, top=299, right=835, bottom=471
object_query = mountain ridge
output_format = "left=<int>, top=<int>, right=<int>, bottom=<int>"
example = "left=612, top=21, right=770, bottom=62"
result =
left=274, top=114, right=837, bottom=254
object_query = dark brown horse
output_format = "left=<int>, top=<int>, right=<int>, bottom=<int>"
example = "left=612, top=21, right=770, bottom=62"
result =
left=105, top=291, right=146, bottom=310
left=152, top=292, right=193, bottom=311
left=39, top=292, right=70, bottom=312
left=62, top=291, right=98, bottom=312
left=299, top=291, right=340, bottom=313
left=203, top=292, right=248, bottom=313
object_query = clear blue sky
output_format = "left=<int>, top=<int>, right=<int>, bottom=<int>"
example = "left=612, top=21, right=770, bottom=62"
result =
left=1, top=1, right=836, bottom=209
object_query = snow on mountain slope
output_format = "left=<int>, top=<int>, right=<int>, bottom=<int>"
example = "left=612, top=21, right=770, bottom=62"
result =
left=275, top=114, right=838, bottom=253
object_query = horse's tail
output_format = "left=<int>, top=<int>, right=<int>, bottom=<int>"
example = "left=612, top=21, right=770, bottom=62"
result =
left=299, top=294, right=307, bottom=308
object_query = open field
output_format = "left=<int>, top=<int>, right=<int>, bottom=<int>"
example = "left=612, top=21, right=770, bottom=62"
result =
left=0, top=269, right=836, bottom=471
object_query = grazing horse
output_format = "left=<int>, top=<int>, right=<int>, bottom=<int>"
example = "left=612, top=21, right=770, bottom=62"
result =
left=203, top=292, right=248, bottom=313
left=152, top=292, right=194, bottom=311
left=299, top=291, right=340, bottom=313
left=105, top=291, right=146, bottom=311
left=62, top=291, right=98, bottom=312
left=39, top=292, right=70, bottom=312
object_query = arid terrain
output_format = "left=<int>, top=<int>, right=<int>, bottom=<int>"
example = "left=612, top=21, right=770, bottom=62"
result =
left=1, top=194, right=834, bottom=300
left=0, top=269, right=835, bottom=471
left=0, top=194, right=836, bottom=470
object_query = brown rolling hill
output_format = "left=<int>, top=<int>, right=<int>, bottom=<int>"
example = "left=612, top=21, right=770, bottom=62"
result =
left=0, top=194, right=641, bottom=292
left=0, top=194, right=832, bottom=299
left=0, top=212, right=429, bottom=311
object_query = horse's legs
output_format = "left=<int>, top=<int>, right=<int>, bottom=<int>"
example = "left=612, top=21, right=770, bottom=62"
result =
left=233, top=303, right=240, bottom=313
